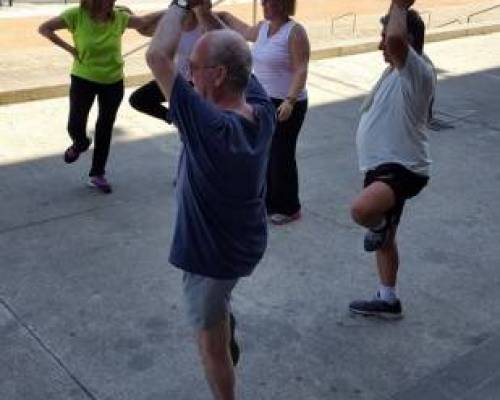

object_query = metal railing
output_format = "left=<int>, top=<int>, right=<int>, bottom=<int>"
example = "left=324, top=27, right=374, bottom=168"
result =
left=436, top=18, right=462, bottom=29
left=330, top=12, right=357, bottom=36
left=467, top=3, right=500, bottom=23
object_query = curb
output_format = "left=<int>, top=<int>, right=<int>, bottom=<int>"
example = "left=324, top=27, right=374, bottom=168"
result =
left=310, top=22, right=500, bottom=60
left=1, top=22, right=500, bottom=106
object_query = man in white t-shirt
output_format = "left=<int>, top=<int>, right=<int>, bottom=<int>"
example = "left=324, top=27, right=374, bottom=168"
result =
left=349, top=0, right=435, bottom=319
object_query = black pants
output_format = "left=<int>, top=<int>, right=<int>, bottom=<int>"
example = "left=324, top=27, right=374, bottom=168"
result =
left=68, top=75, right=124, bottom=177
left=266, top=98, right=308, bottom=215
left=129, top=80, right=171, bottom=123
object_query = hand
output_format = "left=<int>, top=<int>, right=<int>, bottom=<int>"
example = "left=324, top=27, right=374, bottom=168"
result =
left=392, top=0, right=415, bottom=9
left=188, top=0, right=206, bottom=8
left=69, top=46, right=80, bottom=61
left=192, top=0, right=212, bottom=13
left=277, top=99, right=294, bottom=122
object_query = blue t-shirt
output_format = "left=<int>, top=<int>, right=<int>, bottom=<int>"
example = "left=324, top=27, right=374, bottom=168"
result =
left=168, top=75, right=276, bottom=279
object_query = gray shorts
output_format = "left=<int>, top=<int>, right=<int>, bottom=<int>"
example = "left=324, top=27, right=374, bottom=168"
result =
left=182, top=271, right=238, bottom=330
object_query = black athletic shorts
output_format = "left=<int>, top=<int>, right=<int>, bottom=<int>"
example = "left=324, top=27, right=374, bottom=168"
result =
left=364, top=163, right=429, bottom=226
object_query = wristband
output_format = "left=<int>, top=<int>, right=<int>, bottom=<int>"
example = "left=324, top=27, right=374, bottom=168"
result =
left=171, top=0, right=190, bottom=10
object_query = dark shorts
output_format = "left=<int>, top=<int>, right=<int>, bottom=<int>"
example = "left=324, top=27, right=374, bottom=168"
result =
left=364, top=163, right=429, bottom=226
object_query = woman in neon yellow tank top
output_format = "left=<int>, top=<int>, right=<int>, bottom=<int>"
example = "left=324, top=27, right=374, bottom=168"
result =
left=39, top=0, right=164, bottom=193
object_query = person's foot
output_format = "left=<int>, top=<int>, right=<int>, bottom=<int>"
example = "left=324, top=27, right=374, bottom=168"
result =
left=64, top=139, right=91, bottom=163
left=349, top=296, right=403, bottom=320
left=88, top=175, right=112, bottom=194
left=229, top=313, right=240, bottom=366
left=364, top=218, right=394, bottom=252
left=269, top=210, right=301, bottom=226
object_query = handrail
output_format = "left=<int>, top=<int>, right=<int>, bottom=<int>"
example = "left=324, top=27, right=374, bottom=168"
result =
left=467, top=4, right=500, bottom=23
left=330, top=12, right=357, bottom=36
left=436, top=18, right=462, bottom=28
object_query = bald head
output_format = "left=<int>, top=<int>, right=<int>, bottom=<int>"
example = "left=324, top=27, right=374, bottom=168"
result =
left=197, top=30, right=253, bottom=93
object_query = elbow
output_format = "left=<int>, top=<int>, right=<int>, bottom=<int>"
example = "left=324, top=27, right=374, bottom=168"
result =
left=385, top=35, right=407, bottom=55
left=38, top=24, right=49, bottom=37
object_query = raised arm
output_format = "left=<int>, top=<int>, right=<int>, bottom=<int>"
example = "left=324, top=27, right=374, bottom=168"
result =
left=38, top=17, right=78, bottom=60
left=277, top=23, right=310, bottom=122
left=146, top=5, right=186, bottom=101
left=193, top=0, right=226, bottom=31
left=216, top=11, right=261, bottom=42
left=385, top=0, right=415, bottom=69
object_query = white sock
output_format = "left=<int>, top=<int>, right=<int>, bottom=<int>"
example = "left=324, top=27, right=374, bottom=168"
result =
left=378, top=285, right=397, bottom=302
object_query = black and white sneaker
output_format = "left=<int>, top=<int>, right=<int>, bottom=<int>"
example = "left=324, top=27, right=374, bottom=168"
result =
left=364, top=217, right=395, bottom=252
left=349, top=297, right=403, bottom=320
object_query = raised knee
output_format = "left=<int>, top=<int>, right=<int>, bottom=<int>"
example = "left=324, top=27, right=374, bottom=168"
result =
left=350, top=202, right=370, bottom=226
left=128, top=92, right=142, bottom=110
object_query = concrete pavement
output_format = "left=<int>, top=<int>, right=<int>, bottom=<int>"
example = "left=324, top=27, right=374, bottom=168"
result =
left=1, top=32, right=500, bottom=400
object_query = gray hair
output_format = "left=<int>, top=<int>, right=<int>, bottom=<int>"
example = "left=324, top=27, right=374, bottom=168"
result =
left=206, top=30, right=252, bottom=92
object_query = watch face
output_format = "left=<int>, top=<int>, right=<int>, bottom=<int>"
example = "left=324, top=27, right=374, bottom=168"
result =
left=177, top=0, right=188, bottom=7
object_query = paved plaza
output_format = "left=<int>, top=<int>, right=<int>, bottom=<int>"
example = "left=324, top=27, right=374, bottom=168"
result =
left=1, top=28, right=500, bottom=400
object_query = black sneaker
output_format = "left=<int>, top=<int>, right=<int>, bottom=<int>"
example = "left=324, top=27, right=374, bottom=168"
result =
left=349, top=298, right=403, bottom=320
left=229, top=313, right=240, bottom=366
left=364, top=220, right=392, bottom=252
left=64, top=138, right=91, bottom=164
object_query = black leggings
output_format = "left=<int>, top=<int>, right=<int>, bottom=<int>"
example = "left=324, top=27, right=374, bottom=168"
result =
left=129, top=80, right=171, bottom=123
left=68, top=75, right=124, bottom=177
left=266, top=98, right=308, bottom=216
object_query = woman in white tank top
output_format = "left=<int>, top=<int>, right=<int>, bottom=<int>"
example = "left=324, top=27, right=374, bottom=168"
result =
left=218, top=0, right=310, bottom=225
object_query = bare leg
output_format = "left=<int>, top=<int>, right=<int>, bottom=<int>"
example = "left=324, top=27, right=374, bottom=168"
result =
left=350, top=181, right=395, bottom=228
left=351, top=181, right=399, bottom=287
left=376, top=230, right=399, bottom=287
left=197, top=316, right=236, bottom=400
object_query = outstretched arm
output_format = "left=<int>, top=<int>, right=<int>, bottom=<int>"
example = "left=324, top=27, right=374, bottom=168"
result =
left=216, top=11, right=261, bottom=42
left=128, top=10, right=165, bottom=36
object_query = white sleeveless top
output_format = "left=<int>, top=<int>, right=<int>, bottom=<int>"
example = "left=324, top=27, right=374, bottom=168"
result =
left=252, top=20, right=307, bottom=100
left=176, top=25, right=203, bottom=80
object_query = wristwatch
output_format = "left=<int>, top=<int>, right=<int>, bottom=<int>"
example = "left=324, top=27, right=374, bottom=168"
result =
left=171, top=0, right=190, bottom=10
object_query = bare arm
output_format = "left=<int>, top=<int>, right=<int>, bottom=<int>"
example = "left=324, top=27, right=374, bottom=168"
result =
left=38, top=16, right=77, bottom=59
left=193, top=1, right=226, bottom=31
left=385, top=0, right=415, bottom=69
left=146, top=6, right=185, bottom=101
left=128, top=11, right=165, bottom=36
left=276, top=24, right=310, bottom=122
left=287, top=24, right=310, bottom=101
left=216, top=11, right=260, bottom=41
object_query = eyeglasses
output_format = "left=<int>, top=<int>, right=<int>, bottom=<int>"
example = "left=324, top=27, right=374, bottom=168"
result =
left=187, top=60, right=219, bottom=76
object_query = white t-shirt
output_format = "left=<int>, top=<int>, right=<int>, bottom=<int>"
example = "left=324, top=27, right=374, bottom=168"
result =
left=356, top=47, right=435, bottom=176
left=252, top=20, right=307, bottom=100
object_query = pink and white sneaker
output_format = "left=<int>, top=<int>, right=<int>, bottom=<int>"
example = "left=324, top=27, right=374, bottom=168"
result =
left=88, top=175, right=112, bottom=194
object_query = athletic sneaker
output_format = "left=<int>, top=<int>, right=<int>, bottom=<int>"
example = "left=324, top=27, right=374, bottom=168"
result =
left=229, top=313, right=240, bottom=366
left=269, top=210, right=301, bottom=226
left=64, top=139, right=91, bottom=164
left=349, top=297, right=403, bottom=319
left=364, top=219, right=394, bottom=252
left=88, top=175, right=112, bottom=194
